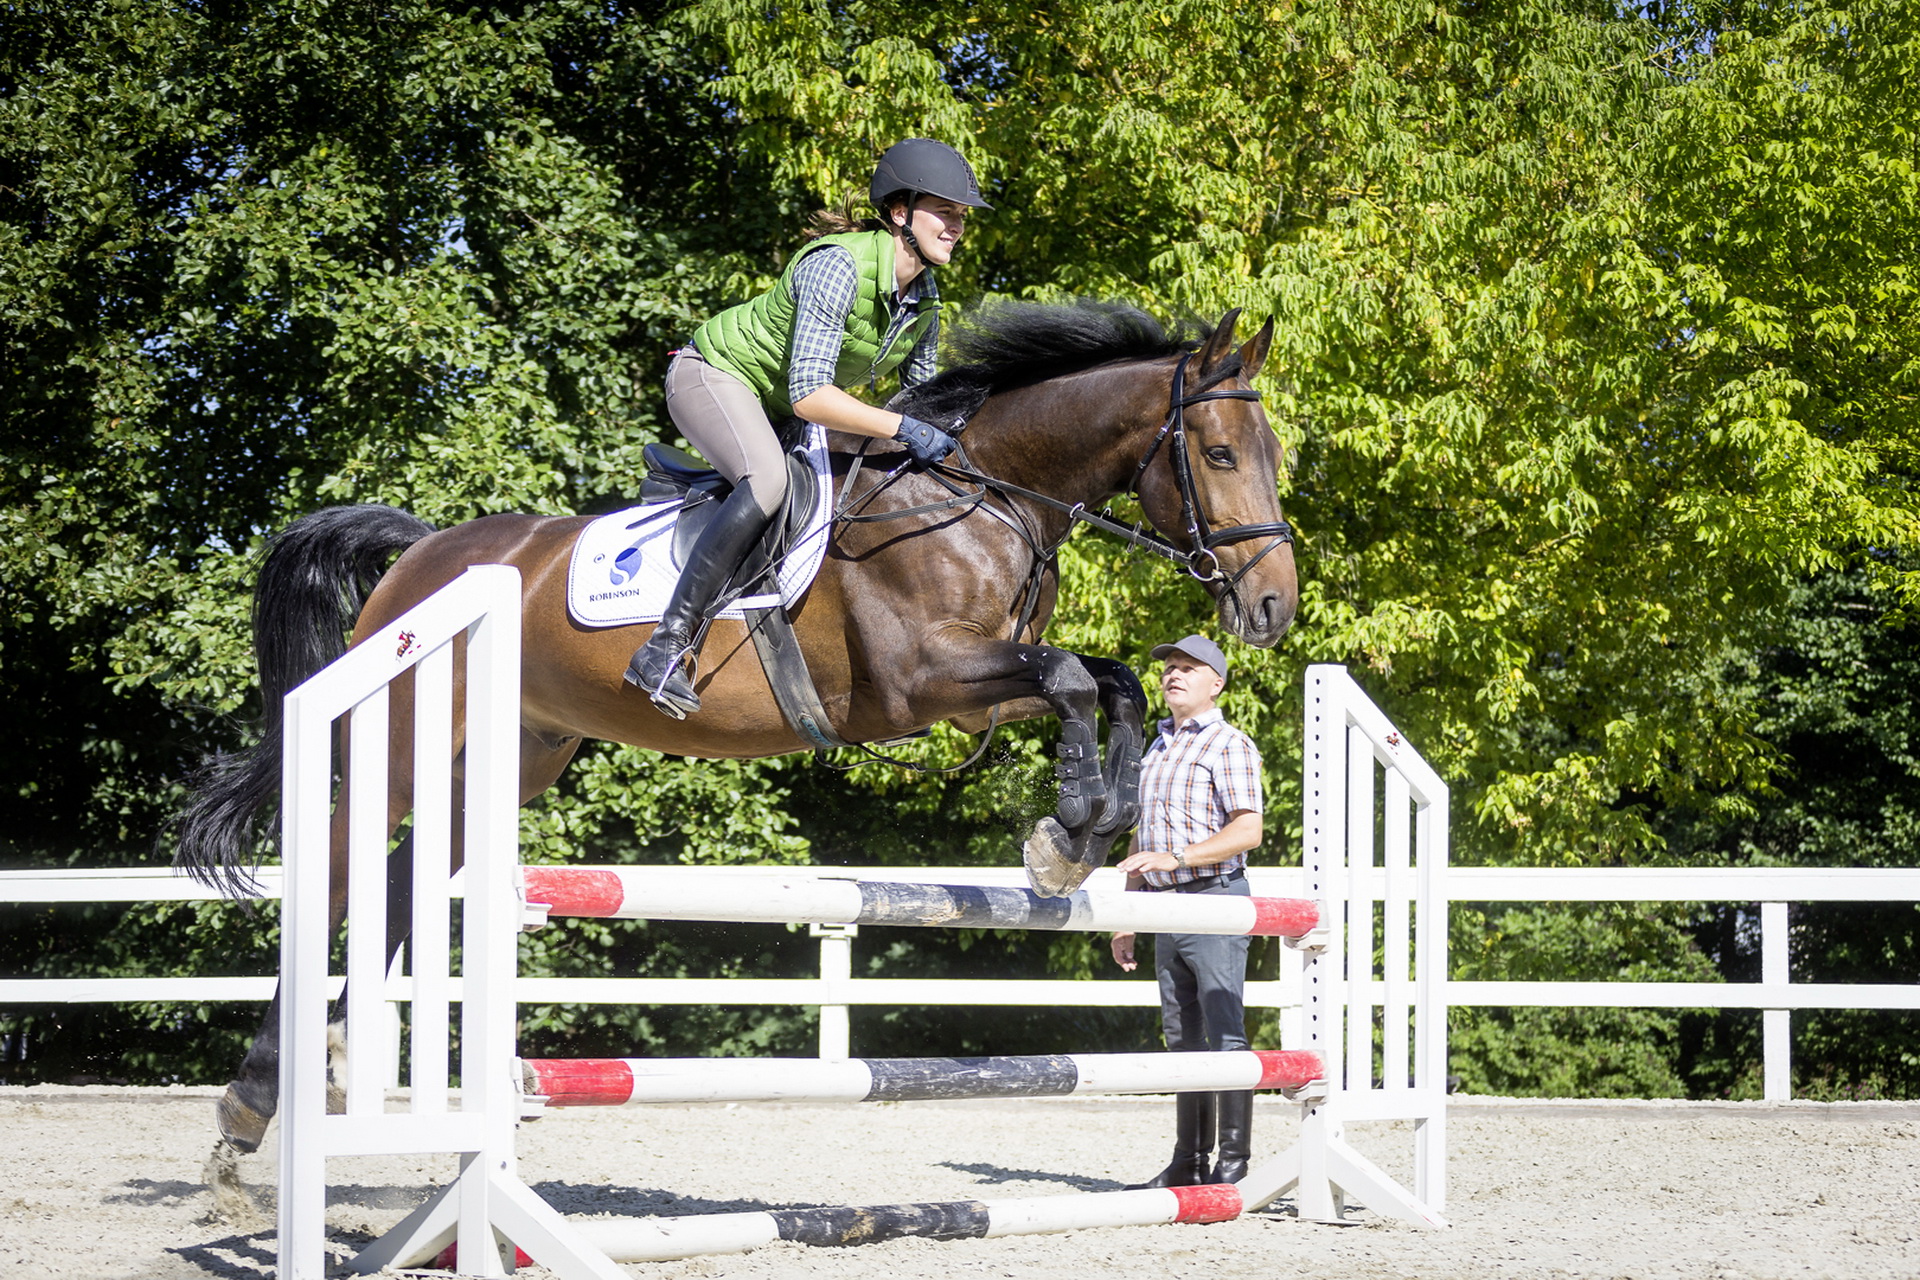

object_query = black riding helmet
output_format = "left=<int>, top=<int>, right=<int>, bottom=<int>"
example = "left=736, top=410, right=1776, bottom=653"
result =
left=869, top=138, right=993, bottom=211
left=871, top=139, right=990, bottom=269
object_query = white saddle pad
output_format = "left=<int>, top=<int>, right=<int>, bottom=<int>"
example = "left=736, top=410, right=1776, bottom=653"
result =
left=566, top=423, right=834, bottom=628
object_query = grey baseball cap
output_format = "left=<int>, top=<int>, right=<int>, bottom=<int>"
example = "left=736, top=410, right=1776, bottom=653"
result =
left=1149, top=633, right=1228, bottom=683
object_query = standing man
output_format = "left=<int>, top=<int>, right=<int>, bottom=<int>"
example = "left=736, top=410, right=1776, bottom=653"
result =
left=1111, top=634, right=1264, bottom=1187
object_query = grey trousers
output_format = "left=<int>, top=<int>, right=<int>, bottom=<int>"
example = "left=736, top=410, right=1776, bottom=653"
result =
left=663, top=352, right=788, bottom=518
left=1153, top=875, right=1252, bottom=1052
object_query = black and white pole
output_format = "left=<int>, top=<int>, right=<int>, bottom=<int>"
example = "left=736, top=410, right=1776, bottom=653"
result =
left=439, top=1184, right=1249, bottom=1270
left=523, top=1049, right=1325, bottom=1107
left=519, top=868, right=1320, bottom=939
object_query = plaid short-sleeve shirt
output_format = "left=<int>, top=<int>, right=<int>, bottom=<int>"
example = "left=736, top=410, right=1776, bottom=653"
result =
left=1135, top=707, right=1263, bottom=888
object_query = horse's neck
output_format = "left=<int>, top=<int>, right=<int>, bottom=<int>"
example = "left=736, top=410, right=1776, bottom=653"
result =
left=963, top=371, right=1154, bottom=509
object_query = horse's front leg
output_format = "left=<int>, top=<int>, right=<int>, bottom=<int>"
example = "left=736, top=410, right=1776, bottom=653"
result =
left=912, top=636, right=1122, bottom=897
left=1018, top=651, right=1152, bottom=896
left=1078, top=654, right=1149, bottom=840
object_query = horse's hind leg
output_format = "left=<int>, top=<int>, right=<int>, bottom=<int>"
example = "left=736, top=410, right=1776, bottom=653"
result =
left=212, top=700, right=578, bottom=1157
left=215, top=681, right=433, bottom=1154
left=214, top=829, right=418, bottom=1153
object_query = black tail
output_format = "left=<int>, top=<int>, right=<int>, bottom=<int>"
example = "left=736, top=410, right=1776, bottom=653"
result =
left=170, top=505, right=437, bottom=898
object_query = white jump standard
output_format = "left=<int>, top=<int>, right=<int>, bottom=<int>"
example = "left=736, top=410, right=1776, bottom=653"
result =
left=273, top=568, right=1450, bottom=1280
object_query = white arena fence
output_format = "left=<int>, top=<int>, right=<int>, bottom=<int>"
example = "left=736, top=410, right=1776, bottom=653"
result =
left=5, top=862, right=1916, bottom=1103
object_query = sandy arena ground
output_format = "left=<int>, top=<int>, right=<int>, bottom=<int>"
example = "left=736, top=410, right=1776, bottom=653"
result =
left=2, top=1086, right=1916, bottom=1279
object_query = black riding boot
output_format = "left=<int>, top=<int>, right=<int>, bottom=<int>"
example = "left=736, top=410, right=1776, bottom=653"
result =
left=1209, top=1089, right=1254, bottom=1184
left=623, top=485, right=772, bottom=718
left=1126, top=1090, right=1216, bottom=1189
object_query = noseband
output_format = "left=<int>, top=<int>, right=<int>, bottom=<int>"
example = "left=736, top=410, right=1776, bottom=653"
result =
left=1128, top=352, right=1295, bottom=595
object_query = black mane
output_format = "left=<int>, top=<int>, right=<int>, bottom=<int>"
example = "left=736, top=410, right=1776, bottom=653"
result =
left=892, top=300, right=1220, bottom=430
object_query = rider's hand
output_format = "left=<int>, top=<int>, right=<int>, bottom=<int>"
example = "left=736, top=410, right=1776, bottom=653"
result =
left=894, top=414, right=958, bottom=466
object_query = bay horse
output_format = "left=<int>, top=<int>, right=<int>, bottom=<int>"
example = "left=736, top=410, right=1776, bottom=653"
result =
left=172, top=300, right=1297, bottom=1160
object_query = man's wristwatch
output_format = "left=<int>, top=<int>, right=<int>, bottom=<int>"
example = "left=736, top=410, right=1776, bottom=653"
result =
left=1173, top=848, right=1188, bottom=869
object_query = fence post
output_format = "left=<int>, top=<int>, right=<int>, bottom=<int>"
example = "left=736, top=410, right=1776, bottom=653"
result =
left=811, top=922, right=857, bottom=1060
left=1762, top=901, right=1790, bottom=1101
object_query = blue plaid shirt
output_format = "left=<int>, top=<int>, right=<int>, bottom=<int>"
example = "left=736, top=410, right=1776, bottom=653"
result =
left=1134, top=708, right=1263, bottom=889
left=786, top=244, right=939, bottom=405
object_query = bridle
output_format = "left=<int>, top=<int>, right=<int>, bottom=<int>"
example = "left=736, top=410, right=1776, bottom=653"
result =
left=1124, top=351, right=1295, bottom=594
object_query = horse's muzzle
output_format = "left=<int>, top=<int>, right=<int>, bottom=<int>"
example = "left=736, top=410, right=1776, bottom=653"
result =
left=1221, top=585, right=1296, bottom=648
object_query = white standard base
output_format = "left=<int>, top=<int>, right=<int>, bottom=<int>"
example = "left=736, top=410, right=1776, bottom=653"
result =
left=347, top=1160, right=627, bottom=1280
left=1245, top=1137, right=1448, bottom=1229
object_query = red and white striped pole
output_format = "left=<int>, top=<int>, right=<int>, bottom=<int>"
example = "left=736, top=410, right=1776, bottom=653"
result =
left=439, top=1184, right=1246, bottom=1269
left=523, top=1049, right=1324, bottom=1107
left=519, top=868, right=1319, bottom=938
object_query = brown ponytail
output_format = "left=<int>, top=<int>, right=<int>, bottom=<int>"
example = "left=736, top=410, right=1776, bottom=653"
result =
left=804, top=193, right=903, bottom=240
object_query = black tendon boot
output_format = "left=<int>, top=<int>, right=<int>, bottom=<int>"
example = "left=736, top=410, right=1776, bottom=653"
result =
left=623, top=485, right=773, bottom=717
left=1126, top=1090, right=1217, bottom=1189
left=1209, top=1089, right=1253, bottom=1184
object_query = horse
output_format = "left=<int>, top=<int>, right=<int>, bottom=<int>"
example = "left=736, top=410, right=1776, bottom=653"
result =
left=171, top=300, right=1298, bottom=1161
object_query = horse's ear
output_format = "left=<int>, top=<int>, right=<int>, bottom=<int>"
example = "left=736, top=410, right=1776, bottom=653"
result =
left=1238, top=317, right=1274, bottom=382
left=1195, top=308, right=1242, bottom=375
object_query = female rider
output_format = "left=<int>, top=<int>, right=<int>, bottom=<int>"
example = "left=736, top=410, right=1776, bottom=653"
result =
left=624, top=138, right=990, bottom=718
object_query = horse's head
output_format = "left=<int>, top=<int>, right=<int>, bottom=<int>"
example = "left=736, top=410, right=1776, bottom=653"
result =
left=892, top=300, right=1298, bottom=648
left=1133, top=310, right=1298, bottom=647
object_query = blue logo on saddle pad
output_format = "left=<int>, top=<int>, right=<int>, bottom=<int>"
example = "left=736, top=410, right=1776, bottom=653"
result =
left=610, top=544, right=645, bottom=586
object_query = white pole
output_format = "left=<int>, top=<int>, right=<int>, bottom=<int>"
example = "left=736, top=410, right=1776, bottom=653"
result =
left=455, top=564, right=525, bottom=1279
left=410, top=640, right=455, bottom=1113
left=560, top=1184, right=1244, bottom=1264
left=278, top=677, right=336, bottom=1280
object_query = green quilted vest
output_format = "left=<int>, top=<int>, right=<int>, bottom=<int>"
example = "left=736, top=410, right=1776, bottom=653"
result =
left=692, top=229, right=938, bottom=418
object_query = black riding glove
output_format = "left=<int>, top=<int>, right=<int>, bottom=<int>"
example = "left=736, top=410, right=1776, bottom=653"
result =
left=894, top=414, right=958, bottom=466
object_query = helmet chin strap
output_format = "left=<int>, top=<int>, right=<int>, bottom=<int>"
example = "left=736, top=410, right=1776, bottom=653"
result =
left=894, top=193, right=935, bottom=272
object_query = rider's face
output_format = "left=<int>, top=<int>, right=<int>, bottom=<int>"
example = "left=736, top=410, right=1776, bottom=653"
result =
left=895, top=197, right=969, bottom=266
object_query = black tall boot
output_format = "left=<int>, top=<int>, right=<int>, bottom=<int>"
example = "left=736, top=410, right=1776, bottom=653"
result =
left=1125, top=1090, right=1216, bottom=1189
left=623, top=485, right=772, bottom=718
left=1209, top=1089, right=1254, bottom=1184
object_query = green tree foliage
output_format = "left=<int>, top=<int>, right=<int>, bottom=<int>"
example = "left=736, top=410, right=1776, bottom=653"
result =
left=1656, top=566, right=1920, bottom=1098
left=3, top=0, right=1916, bottom=1090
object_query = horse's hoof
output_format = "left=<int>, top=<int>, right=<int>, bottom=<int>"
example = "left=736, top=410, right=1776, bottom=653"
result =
left=215, top=1087, right=270, bottom=1155
left=1023, top=817, right=1093, bottom=897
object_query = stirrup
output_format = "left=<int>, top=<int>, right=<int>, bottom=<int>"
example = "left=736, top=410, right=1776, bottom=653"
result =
left=624, top=642, right=700, bottom=719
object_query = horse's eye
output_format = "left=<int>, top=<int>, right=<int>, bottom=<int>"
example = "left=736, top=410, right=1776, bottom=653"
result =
left=1205, top=446, right=1235, bottom=468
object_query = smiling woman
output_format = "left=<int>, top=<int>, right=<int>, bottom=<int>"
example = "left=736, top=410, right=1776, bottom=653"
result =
left=623, top=139, right=996, bottom=719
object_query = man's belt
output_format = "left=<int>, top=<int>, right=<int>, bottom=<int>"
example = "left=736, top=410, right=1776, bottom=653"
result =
left=1144, top=867, right=1245, bottom=893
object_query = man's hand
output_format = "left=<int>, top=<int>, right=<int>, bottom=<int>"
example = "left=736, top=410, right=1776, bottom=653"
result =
left=1110, top=931, right=1138, bottom=971
left=1115, top=848, right=1182, bottom=876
